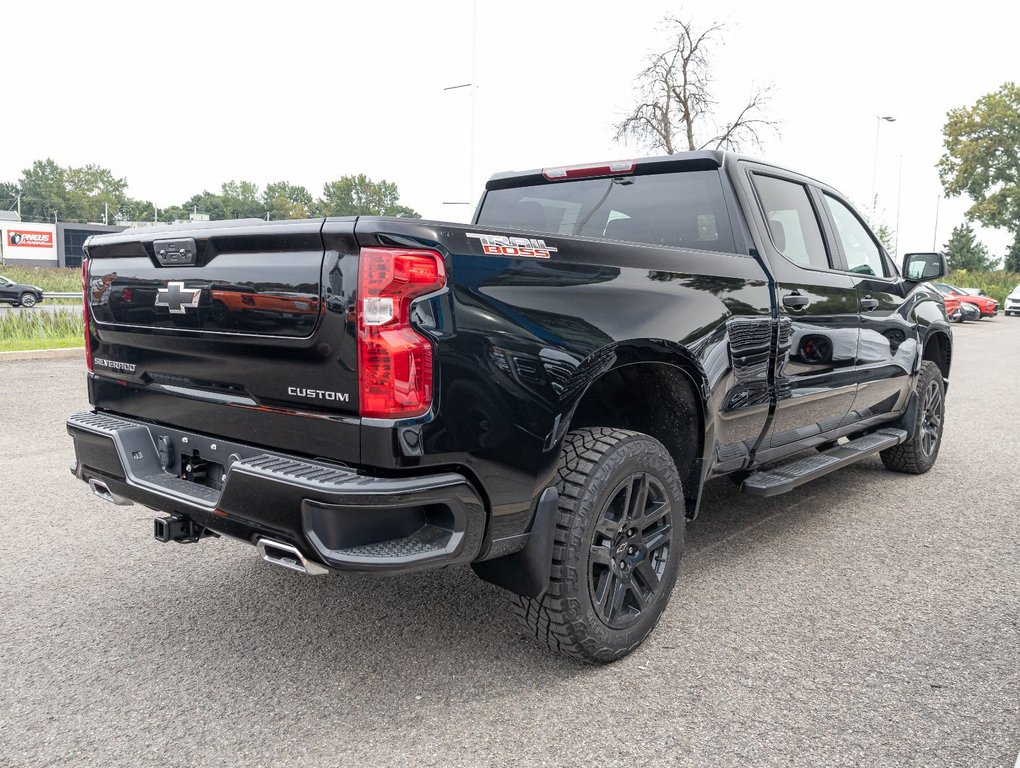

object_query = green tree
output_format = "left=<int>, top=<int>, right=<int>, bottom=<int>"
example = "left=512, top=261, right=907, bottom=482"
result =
left=938, top=83, right=1020, bottom=238
left=874, top=223, right=895, bottom=253
left=317, top=174, right=420, bottom=217
left=944, top=223, right=997, bottom=271
left=262, top=181, right=314, bottom=220
left=18, top=159, right=131, bottom=223
left=183, top=181, right=265, bottom=220
left=0, top=181, right=20, bottom=213
left=1004, top=233, right=1020, bottom=273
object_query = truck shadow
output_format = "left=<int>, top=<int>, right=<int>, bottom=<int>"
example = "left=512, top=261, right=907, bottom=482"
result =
left=96, top=458, right=894, bottom=727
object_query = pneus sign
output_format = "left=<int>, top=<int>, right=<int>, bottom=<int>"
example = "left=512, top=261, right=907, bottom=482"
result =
left=2, top=224, right=57, bottom=261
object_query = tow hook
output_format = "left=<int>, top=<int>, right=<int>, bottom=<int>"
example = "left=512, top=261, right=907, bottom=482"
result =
left=153, top=513, right=217, bottom=544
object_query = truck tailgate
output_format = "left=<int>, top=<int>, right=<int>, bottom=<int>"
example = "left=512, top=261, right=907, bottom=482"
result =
left=84, top=218, right=362, bottom=464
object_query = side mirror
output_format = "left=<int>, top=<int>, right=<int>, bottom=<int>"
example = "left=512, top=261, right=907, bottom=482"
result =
left=902, top=252, right=947, bottom=282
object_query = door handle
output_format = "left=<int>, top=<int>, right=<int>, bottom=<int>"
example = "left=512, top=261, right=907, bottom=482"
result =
left=860, top=297, right=880, bottom=311
left=782, top=293, right=810, bottom=310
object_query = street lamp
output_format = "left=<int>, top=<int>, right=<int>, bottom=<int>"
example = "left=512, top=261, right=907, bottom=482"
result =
left=871, top=115, right=896, bottom=211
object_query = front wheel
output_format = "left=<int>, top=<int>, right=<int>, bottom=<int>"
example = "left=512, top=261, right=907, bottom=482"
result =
left=19, top=293, right=37, bottom=308
left=880, top=361, right=945, bottom=474
left=511, top=428, right=685, bottom=663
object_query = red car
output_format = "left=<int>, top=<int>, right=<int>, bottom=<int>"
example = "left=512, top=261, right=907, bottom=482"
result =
left=934, top=283, right=999, bottom=318
left=941, top=294, right=964, bottom=323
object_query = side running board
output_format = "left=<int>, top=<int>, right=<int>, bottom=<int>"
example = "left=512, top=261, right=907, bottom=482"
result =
left=740, top=428, right=908, bottom=497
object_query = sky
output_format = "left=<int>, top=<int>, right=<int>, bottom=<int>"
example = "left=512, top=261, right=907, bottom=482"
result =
left=2, top=0, right=1017, bottom=259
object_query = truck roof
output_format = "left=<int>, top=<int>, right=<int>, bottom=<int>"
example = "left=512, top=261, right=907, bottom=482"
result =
left=484, top=150, right=827, bottom=192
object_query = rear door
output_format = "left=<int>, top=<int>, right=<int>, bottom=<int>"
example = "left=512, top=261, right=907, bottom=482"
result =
left=743, top=167, right=861, bottom=449
left=84, top=218, right=363, bottom=463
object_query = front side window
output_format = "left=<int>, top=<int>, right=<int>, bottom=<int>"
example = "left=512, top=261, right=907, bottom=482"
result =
left=824, top=195, right=886, bottom=277
left=751, top=174, right=830, bottom=270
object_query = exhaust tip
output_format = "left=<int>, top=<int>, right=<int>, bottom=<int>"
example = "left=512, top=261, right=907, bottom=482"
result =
left=256, top=538, right=329, bottom=576
left=88, top=478, right=132, bottom=506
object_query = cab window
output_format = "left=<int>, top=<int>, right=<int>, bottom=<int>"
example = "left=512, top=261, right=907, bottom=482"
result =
left=824, top=195, right=887, bottom=277
left=751, top=174, right=831, bottom=270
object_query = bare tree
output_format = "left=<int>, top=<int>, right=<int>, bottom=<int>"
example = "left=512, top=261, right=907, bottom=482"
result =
left=614, top=17, right=777, bottom=154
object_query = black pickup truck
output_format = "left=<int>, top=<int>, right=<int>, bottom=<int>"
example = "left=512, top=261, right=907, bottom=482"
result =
left=68, top=151, right=952, bottom=663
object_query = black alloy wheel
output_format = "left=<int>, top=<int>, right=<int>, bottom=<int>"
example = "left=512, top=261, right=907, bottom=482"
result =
left=918, top=378, right=943, bottom=458
left=510, top=428, right=685, bottom=663
left=588, top=472, right=673, bottom=630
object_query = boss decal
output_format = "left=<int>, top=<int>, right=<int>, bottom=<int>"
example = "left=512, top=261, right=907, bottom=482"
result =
left=466, top=233, right=558, bottom=259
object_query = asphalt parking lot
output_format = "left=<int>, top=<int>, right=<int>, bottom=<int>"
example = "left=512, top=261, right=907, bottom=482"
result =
left=1, top=321, right=1017, bottom=768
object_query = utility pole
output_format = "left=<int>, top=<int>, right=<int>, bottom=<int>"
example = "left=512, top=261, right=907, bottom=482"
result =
left=893, top=155, right=903, bottom=258
left=932, top=195, right=941, bottom=251
left=104, top=201, right=109, bottom=226
left=441, top=0, right=478, bottom=209
left=16, top=194, right=20, bottom=218
left=871, top=115, right=896, bottom=213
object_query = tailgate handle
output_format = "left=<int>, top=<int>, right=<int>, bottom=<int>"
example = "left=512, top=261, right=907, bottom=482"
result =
left=154, top=237, right=197, bottom=266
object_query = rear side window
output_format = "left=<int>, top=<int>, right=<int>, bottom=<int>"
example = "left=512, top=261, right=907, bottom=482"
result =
left=751, top=174, right=830, bottom=270
left=476, top=170, right=737, bottom=254
left=824, top=195, right=887, bottom=277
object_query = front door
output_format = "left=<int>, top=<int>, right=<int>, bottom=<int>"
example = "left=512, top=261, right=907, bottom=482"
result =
left=820, top=192, right=914, bottom=421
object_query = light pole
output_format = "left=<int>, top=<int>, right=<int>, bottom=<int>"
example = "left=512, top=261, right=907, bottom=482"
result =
left=442, top=0, right=479, bottom=210
left=871, top=115, right=896, bottom=212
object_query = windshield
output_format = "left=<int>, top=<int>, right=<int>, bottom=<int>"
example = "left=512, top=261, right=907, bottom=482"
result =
left=476, top=170, right=737, bottom=254
left=0, top=277, right=10, bottom=286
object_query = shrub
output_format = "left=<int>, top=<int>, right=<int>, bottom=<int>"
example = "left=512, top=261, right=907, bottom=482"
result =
left=946, top=270, right=1020, bottom=303
left=0, top=308, right=83, bottom=351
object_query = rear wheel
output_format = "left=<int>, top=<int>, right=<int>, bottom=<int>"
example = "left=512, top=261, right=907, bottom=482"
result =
left=880, top=361, right=945, bottom=474
left=511, top=428, right=684, bottom=663
left=19, top=293, right=37, bottom=308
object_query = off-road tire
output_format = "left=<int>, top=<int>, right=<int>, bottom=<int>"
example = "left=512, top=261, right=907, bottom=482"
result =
left=511, top=428, right=684, bottom=664
left=880, top=360, right=945, bottom=474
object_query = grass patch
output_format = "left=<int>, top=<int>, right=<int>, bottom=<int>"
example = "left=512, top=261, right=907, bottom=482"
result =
left=0, top=265, right=81, bottom=293
left=0, top=308, right=84, bottom=352
left=0, top=336, right=83, bottom=352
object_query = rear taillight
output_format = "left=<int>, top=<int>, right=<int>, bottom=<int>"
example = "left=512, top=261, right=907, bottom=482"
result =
left=82, top=259, right=93, bottom=372
left=357, top=247, right=446, bottom=418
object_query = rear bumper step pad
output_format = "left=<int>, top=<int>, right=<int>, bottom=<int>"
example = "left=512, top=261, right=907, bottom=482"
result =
left=67, top=410, right=486, bottom=574
left=740, top=428, right=907, bottom=497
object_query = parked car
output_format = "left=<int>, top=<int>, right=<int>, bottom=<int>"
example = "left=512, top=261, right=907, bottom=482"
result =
left=942, top=294, right=964, bottom=323
left=1005, top=284, right=1020, bottom=316
left=956, top=287, right=988, bottom=296
left=958, top=302, right=981, bottom=321
left=0, top=275, right=44, bottom=307
left=933, top=282, right=998, bottom=318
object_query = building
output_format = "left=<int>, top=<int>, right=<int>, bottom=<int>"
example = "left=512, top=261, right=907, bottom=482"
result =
left=0, top=218, right=126, bottom=268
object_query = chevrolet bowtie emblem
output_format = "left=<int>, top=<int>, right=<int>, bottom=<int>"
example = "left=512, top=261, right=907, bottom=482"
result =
left=155, top=281, right=202, bottom=314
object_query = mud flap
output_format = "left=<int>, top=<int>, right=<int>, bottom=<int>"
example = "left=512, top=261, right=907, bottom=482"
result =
left=472, top=487, right=560, bottom=598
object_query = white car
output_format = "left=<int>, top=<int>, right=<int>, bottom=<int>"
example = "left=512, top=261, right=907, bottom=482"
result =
left=1005, top=284, right=1020, bottom=317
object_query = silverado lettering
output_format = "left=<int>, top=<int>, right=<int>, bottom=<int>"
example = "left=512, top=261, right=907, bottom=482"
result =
left=67, top=151, right=952, bottom=663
